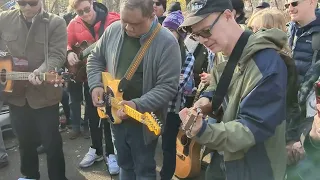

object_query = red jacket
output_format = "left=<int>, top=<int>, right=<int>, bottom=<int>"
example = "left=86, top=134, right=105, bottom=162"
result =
left=67, top=12, right=120, bottom=51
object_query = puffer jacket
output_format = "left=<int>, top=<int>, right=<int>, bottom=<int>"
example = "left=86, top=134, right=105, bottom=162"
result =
left=67, top=2, right=120, bottom=51
left=287, top=10, right=320, bottom=85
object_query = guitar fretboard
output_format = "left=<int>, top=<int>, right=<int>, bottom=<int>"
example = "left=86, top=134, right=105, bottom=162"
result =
left=1, top=72, right=45, bottom=81
left=109, top=97, right=146, bottom=124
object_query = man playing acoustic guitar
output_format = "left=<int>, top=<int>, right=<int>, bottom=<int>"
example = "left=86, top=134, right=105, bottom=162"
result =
left=178, top=0, right=290, bottom=179
left=66, top=0, right=120, bottom=173
left=87, top=0, right=181, bottom=179
left=0, top=0, right=68, bottom=179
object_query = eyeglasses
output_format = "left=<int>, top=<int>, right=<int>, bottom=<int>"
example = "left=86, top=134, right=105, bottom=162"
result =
left=16, top=1, right=39, bottom=6
left=284, top=1, right=301, bottom=9
left=154, top=1, right=161, bottom=6
left=76, top=7, right=91, bottom=16
left=190, top=12, right=223, bottom=41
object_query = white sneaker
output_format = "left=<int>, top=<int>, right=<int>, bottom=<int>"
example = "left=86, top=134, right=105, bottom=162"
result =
left=79, top=147, right=103, bottom=168
left=18, top=178, right=36, bottom=180
left=106, top=154, right=120, bottom=175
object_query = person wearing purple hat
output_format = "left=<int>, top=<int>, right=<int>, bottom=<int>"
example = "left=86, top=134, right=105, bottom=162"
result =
left=161, top=10, right=196, bottom=180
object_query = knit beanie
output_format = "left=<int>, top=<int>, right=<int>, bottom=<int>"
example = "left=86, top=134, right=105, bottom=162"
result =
left=162, top=10, right=186, bottom=39
left=162, top=10, right=184, bottom=30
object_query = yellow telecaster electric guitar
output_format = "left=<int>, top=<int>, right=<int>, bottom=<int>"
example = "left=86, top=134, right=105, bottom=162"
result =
left=97, top=72, right=162, bottom=136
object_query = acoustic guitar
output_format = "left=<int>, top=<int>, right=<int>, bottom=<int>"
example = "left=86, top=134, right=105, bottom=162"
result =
left=96, top=72, right=162, bottom=136
left=0, top=51, right=72, bottom=96
left=66, top=41, right=96, bottom=82
left=175, top=82, right=206, bottom=179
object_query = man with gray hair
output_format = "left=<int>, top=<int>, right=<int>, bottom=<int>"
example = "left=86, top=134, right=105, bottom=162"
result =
left=87, top=0, right=181, bottom=179
left=0, top=0, right=68, bottom=179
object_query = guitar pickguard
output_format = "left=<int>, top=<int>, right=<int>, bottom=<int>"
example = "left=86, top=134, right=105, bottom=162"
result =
left=103, top=86, right=116, bottom=123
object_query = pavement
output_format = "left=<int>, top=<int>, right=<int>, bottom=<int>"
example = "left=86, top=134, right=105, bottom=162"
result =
left=0, top=129, right=207, bottom=180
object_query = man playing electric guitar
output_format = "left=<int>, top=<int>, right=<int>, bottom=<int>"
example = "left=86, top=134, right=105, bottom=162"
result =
left=178, top=0, right=290, bottom=179
left=66, top=0, right=120, bottom=173
left=0, top=0, right=68, bottom=179
left=87, top=0, right=181, bottom=179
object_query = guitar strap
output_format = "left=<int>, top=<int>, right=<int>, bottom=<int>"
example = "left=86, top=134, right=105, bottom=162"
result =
left=211, top=30, right=252, bottom=114
left=118, top=23, right=162, bottom=92
left=98, top=14, right=106, bottom=39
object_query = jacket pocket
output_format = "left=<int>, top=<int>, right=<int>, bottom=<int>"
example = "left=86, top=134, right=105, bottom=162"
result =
left=0, top=33, right=18, bottom=51
left=1, top=33, right=18, bottom=42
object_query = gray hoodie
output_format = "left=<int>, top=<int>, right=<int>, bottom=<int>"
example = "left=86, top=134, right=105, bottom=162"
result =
left=86, top=18, right=181, bottom=144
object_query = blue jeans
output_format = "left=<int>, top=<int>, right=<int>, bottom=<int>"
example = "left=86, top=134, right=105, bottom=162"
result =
left=112, top=120, right=157, bottom=180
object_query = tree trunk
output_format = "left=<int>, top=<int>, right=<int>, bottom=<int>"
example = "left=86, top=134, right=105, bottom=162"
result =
left=43, top=0, right=47, bottom=11
left=274, top=0, right=279, bottom=9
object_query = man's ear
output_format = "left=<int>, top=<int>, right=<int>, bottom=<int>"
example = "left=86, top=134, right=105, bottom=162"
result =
left=224, top=9, right=234, bottom=21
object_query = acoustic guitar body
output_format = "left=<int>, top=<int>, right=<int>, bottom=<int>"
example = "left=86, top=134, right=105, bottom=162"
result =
left=66, top=41, right=89, bottom=82
left=175, top=130, right=201, bottom=179
left=0, top=54, right=28, bottom=95
left=97, top=72, right=122, bottom=124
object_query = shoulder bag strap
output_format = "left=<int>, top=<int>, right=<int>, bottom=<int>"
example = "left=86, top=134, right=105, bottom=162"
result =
left=211, top=30, right=252, bottom=114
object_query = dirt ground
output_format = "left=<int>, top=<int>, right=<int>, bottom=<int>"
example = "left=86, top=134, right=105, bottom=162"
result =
left=0, top=129, right=207, bottom=180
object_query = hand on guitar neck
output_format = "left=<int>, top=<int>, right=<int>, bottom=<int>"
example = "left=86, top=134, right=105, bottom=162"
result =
left=179, top=107, right=204, bottom=138
left=28, top=68, right=68, bottom=87
left=67, top=52, right=80, bottom=66
left=117, top=101, right=137, bottom=120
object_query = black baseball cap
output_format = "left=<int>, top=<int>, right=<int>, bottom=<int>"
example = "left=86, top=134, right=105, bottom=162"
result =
left=179, top=0, right=233, bottom=31
left=256, top=2, right=270, bottom=8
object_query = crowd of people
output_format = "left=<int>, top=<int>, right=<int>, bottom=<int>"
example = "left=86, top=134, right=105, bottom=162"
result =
left=0, top=0, right=320, bottom=180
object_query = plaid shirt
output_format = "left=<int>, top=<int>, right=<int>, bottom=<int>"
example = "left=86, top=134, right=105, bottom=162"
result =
left=168, top=52, right=195, bottom=113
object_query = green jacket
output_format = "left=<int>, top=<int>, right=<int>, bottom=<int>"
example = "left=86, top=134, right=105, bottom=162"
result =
left=197, top=29, right=288, bottom=180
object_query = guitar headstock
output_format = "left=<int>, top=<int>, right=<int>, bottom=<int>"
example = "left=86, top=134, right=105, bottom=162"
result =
left=42, top=69, right=74, bottom=84
left=143, top=112, right=162, bottom=136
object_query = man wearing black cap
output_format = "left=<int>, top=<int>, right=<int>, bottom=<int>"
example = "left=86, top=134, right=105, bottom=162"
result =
left=178, top=0, right=289, bottom=179
left=256, top=1, right=270, bottom=11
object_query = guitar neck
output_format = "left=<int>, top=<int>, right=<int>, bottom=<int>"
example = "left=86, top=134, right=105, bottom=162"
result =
left=110, top=97, right=145, bottom=124
left=79, top=42, right=97, bottom=60
left=3, top=72, right=48, bottom=81
left=193, top=90, right=202, bottom=105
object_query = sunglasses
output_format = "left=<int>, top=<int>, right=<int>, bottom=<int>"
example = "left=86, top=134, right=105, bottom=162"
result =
left=76, top=7, right=91, bottom=16
left=154, top=1, right=162, bottom=6
left=16, top=0, right=39, bottom=6
left=190, top=12, right=223, bottom=41
left=284, top=1, right=301, bottom=9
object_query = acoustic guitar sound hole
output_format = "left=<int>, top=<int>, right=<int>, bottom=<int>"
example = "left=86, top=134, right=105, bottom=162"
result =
left=180, top=134, right=190, bottom=146
left=0, top=69, right=6, bottom=83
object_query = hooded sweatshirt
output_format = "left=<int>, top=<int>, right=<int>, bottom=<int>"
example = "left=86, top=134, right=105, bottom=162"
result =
left=198, top=28, right=288, bottom=180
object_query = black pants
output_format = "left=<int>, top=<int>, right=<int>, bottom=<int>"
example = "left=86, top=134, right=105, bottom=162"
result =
left=160, top=112, right=181, bottom=180
left=61, top=88, right=70, bottom=123
left=10, top=103, right=67, bottom=180
left=68, top=82, right=114, bottom=156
